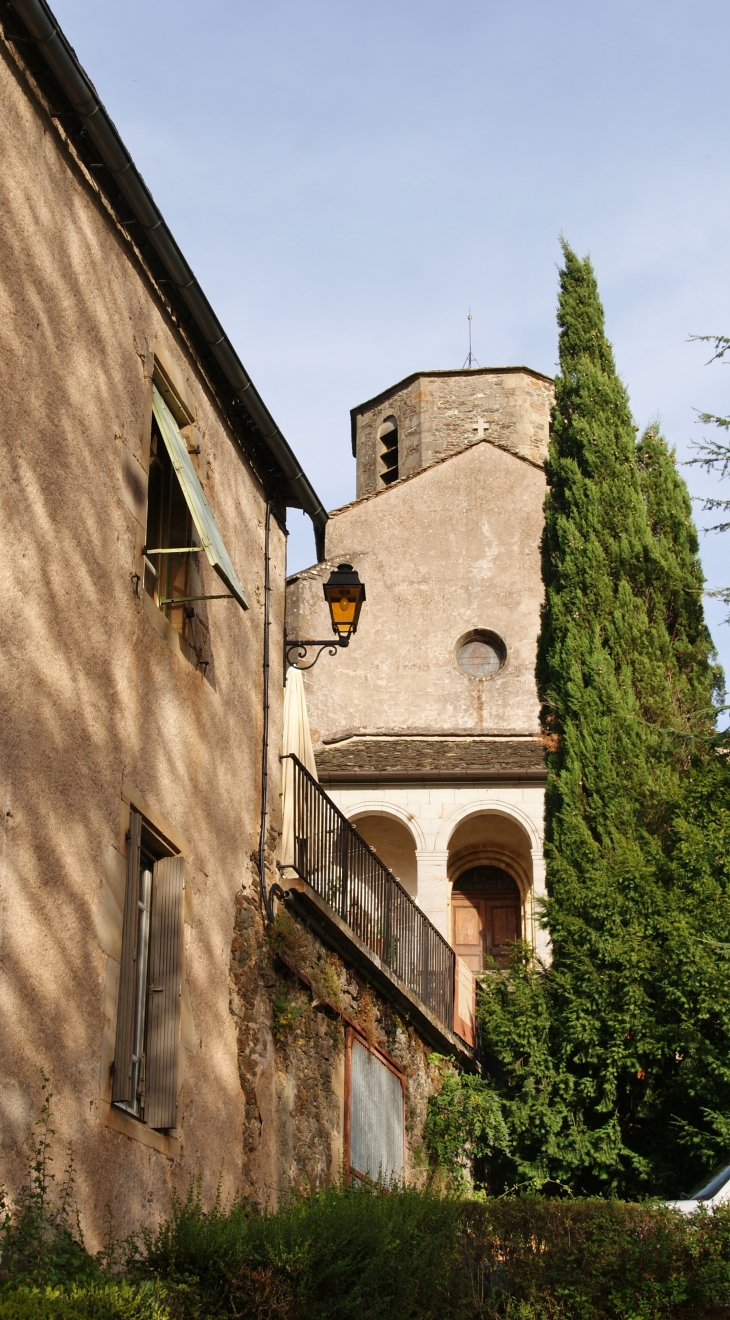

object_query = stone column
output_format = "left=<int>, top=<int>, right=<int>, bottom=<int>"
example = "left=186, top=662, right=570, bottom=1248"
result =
left=530, top=848, right=551, bottom=963
left=415, top=850, right=450, bottom=940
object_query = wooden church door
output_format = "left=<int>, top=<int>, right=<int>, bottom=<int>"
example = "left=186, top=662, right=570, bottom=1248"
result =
left=451, top=866, right=521, bottom=971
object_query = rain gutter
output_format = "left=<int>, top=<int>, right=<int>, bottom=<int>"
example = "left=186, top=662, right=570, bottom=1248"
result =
left=10, top=0, right=328, bottom=558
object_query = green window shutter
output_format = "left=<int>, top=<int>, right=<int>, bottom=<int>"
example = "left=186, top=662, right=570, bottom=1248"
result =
left=112, top=810, right=142, bottom=1105
left=151, top=385, right=249, bottom=610
left=145, top=855, right=185, bottom=1131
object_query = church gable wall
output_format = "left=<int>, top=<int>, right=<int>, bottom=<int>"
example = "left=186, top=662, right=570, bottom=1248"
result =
left=287, top=439, right=546, bottom=747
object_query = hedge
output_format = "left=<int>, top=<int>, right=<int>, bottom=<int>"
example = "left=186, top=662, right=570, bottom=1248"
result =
left=5, top=1186, right=730, bottom=1318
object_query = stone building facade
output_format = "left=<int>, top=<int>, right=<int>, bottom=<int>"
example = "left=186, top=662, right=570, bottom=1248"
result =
left=0, top=1, right=462, bottom=1247
left=352, top=367, right=553, bottom=499
left=287, top=369, right=553, bottom=968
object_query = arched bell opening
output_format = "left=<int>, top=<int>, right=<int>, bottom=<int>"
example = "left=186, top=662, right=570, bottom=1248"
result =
left=377, top=416, right=399, bottom=487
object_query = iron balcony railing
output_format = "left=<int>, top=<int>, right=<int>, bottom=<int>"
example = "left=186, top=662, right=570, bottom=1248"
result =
left=283, top=754, right=455, bottom=1029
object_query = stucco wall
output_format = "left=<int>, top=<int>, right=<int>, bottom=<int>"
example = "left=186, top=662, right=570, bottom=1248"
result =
left=353, top=369, right=553, bottom=498
left=287, top=440, right=546, bottom=743
left=0, top=36, right=286, bottom=1244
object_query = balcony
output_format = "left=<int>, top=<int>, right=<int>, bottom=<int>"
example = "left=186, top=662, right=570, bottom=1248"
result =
left=279, top=755, right=475, bottom=1060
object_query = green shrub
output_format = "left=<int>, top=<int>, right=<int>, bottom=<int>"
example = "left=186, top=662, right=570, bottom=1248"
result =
left=4, top=1180, right=730, bottom=1318
left=0, top=1282, right=170, bottom=1320
left=131, top=1180, right=464, bottom=1319
left=460, top=1198, right=730, bottom=1318
left=423, top=1055, right=508, bottom=1187
left=128, top=1183, right=730, bottom=1319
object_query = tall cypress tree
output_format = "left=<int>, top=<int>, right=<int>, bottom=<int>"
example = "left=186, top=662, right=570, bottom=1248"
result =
left=477, top=246, right=730, bottom=1197
left=636, top=421, right=720, bottom=724
left=635, top=424, right=730, bottom=1177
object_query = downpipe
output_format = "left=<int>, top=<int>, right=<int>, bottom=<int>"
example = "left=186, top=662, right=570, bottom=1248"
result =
left=258, top=500, right=285, bottom=923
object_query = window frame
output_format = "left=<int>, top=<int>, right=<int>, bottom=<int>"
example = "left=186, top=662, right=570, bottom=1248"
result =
left=144, top=374, right=249, bottom=611
left=111, top=808, right=185, bottom=1132
left=143, top=407, right=199, bottom=629
left=344, top=1026, right=406, bottom=1186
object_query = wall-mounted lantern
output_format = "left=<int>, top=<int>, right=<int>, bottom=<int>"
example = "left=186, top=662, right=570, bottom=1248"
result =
left=286, top=563, right=366, bottom=670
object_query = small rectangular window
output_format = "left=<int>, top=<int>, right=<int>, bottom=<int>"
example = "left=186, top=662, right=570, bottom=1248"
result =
left=111, top=810, right=184, bottom=1131
left=346, top=1031, right=405, bottom=1185
left=144, top=410, right=197, bottom=636
left=143, top=379, right=248, bottom=628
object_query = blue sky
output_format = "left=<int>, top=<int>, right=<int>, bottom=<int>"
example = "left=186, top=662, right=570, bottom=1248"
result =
left=53, top=0, right=730, bottom=676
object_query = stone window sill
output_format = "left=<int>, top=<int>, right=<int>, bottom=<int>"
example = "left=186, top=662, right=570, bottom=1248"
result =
left=103, top=1100, right=180, bottom=1159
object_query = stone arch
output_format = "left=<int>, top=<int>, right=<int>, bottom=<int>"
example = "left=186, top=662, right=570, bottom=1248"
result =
left=345, top=801, right=426, bottom=852
left=434, top=799, right=542, bottom=857
left=345, top=802, right=421, bottom=899
left=438, top=803, right=543, bottom=964
left=450, top=843, right=532, bottom=900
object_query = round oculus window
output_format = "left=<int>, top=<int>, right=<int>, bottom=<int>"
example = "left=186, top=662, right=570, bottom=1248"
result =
left=457, top=632, right=506, bottom=678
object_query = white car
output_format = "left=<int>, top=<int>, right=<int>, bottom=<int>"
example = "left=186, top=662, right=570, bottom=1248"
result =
left=668, top=1162, right=730, bottom=1214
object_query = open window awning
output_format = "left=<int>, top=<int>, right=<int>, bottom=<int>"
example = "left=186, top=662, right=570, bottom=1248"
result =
left=152, top=385, right=248, bottom=610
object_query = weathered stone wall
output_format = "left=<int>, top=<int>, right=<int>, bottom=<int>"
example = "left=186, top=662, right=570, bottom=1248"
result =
left=354, top=377, right=424, bottom=496
left=353, top=368, right=553, bottom=499
left=0, top=28, right=446, bottom=1249
left=230, top=901, right=440, bottom=1203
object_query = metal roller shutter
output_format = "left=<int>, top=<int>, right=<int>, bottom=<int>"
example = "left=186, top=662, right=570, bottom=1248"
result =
left=349, top=1036, right=404, bottom=1184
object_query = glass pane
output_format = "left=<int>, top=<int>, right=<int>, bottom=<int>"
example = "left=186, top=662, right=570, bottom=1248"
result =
left=144, top=415, right=192, bottom=638
left=458, top=640, right=502, bottom=677
left=129, top=865, right=152, bottom=1116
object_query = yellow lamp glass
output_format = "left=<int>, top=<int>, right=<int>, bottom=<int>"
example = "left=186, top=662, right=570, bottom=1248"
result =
left=323, top=564, right=366, bottom=645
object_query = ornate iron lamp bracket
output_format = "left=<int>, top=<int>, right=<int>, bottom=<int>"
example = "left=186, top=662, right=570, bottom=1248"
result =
left=284, top=639, right=342, bottom=671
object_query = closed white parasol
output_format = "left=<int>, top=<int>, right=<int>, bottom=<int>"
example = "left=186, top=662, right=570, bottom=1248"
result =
left=280, top=667, right=318, bottom=867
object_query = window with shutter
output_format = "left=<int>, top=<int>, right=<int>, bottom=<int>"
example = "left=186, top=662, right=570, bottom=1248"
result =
left=145, top=856, right=184, bottom=1131
left=346, top=1031, right=404, bottom=1185
left=111, top=814, right=185, bottom=1131
left=143, top=382, right=248, bottom=618
left=111, top=810, right=141, bottom=1107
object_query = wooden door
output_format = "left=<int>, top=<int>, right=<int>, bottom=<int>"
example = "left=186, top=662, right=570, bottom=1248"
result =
left=486, top=899, right=519, bottom=964
left=452, top=894, right=486, bottom=973
left=452, top=883, right=521, bottom=971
